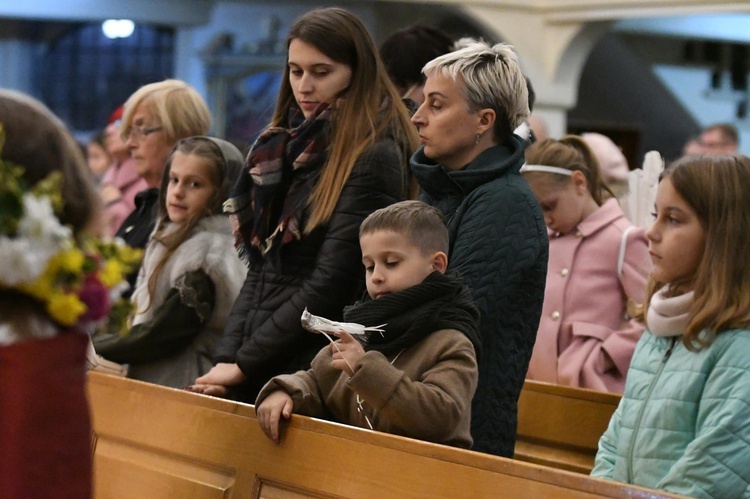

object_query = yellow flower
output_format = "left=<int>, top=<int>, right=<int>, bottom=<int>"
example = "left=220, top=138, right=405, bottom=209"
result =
left=18, top=272, right=54, bottom=300
left=1, top=154, right=141, bottom=333
left=47, top=292, right=87, bottom=326
left=52, top=248, right=85, bottom=273
left=119, top=245, right=143, bottom=266
left=98, top=259, right=126, bottom=288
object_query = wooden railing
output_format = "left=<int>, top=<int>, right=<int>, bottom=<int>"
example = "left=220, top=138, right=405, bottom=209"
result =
left=515, top=380, right=621, bottom=474
left=87, top=372, right=679, bottom=498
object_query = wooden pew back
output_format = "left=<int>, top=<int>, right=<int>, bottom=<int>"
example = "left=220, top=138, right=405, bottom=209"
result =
left=88, top=372, right=675, bottom=499
left=515, top=380, right=621, bottom=473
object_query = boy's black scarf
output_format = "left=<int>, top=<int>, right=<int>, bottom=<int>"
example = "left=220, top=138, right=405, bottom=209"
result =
left=343, top=271, right=482, bottom=360
left=224, top=102, right=331, bottom=259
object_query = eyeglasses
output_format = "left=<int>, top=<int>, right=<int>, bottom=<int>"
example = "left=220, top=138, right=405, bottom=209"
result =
left=124, top=124, right=164, bottom=141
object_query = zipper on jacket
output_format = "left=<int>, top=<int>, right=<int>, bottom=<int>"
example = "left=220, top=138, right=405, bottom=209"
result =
left=626, top=336, right=678, bottom=483
left=662, top=336, right=677, bottom=362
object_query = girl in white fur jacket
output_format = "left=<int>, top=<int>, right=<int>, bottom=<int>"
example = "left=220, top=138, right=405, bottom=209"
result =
left=93, top=137, right=247, bottom=388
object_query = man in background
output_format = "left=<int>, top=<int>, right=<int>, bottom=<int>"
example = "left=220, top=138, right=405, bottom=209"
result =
left=698, top=123, right=739, bottom=154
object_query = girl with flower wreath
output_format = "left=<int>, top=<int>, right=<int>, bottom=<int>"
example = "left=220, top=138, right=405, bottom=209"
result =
left=93, top=137, right=248, bottom=389
left=191, top=8, right=418, bottom=401
left=0, top=89, right=136, bottom=498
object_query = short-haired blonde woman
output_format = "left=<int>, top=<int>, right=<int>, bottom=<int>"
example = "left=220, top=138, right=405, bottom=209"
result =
left=192, top=8, right=418, bottom=401
left=410, top=40, right=548, bottom=456
left=116, top=79, right=212, bottom=250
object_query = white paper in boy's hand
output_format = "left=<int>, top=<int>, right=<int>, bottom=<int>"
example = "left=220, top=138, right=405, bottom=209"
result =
left=300, top=307, right=385, bottom=337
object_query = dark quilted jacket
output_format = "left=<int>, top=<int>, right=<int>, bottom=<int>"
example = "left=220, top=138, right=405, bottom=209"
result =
left=214, top=138, right=405, bottom=402
left=411, top=136, right=548, bottom=456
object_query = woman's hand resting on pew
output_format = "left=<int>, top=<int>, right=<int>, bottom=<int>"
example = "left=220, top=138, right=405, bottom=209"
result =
left=187, top=363, right=246, bottom=397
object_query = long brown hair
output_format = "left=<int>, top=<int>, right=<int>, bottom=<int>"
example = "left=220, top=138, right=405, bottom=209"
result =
left=271, top=8, right=418, bottom=233
left=143, top=137, right=241, bottom=312
left=523, top=135, right=614, bottom=205
left=645, top=155, right=750, bottom=350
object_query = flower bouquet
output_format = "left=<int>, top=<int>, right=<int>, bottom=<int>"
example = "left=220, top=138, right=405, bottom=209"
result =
left=0, top=126, right=142, bottom=336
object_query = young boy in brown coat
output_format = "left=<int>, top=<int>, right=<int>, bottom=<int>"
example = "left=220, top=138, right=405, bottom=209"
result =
left=256, top=200, right=481, bottom=448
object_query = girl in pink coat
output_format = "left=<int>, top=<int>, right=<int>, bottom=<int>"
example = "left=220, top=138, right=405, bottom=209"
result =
left=521, top=136, right=651, bottom=393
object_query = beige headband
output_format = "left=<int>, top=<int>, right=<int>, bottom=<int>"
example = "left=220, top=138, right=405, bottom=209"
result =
left=519, top=164, right=573, bottom=176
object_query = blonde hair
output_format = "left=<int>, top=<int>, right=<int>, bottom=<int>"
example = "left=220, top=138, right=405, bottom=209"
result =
left=646, top=155, right=750, bottom=350
left=423, top=40, right=529, bottom=143
left=523, top=135, right=614, bottom=205
left=121, top=79, right=212, bottom=144
left=360, top=200, right=448, bottom=255
left=271, top=8, right=418, bottom=233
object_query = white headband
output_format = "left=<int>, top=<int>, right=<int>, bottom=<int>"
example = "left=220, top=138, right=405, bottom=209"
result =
left=519, top=164, right=573, bottom=176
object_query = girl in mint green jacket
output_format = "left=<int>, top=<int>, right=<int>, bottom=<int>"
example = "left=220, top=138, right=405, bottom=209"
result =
left=591, top=155, right=750, bottom=499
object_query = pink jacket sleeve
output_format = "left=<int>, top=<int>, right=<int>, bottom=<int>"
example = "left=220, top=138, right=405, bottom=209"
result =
left=101, top=161, right=148, bottom=237
left=558, top=227, right=651, bottom=393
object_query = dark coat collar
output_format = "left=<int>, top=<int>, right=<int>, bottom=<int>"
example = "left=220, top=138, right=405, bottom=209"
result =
left=410, top=134, right=526, bottom=197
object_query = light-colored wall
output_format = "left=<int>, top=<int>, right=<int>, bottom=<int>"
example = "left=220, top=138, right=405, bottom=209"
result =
left=654, top=65, right=750, bottom=156
left=177, top=2, right=382, bottom=96
left=0, top=40, right=37, bottom=92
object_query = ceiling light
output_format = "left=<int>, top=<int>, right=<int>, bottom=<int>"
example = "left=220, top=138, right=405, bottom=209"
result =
left=102, top=19, right=134, bottom=39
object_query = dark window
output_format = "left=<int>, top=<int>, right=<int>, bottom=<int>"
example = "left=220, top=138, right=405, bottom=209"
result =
left=35, top=22, right=174, bottom=132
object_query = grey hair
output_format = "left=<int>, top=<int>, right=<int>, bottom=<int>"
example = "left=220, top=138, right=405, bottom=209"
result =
left=423, top=40, right=529, bottom=141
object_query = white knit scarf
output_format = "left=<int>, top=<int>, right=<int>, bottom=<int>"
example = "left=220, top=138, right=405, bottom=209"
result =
left=646, top=286, right=694, bottom=337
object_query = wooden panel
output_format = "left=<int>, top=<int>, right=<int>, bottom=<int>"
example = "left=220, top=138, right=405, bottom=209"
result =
left=515, top=380, right=621, bottom=473
left=93, top=437, right=236, bottom=499
left=253, top=477, right=337, bottom=499
left=88, top=372, right=678, bottom=499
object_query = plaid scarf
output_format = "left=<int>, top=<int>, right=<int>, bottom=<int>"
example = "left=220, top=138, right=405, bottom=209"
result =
left=224, top=103, right=331, bottom=260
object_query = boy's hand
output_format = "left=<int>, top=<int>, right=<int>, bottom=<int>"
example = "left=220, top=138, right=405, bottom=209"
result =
left=330, top=330, right=366, bottom=377
left=257, top=391, right=294, bottom=444
left=195, top=363, right=246, bottom=387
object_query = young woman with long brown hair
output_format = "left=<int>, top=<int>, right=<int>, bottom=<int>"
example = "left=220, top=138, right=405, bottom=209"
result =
left=193, top=7, right=418, bottom=401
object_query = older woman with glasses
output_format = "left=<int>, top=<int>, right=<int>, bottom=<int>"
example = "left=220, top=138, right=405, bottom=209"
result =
left=115, top=79, right=212, bottom=252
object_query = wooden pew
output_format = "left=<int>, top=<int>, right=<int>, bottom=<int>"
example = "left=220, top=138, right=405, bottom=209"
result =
left=87, top=372, right=679, bottom=499
left=515, top=380, right=621, bottom=474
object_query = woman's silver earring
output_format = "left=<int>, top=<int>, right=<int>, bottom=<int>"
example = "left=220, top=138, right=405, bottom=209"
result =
left=475, top=133, right=481, bottom=144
